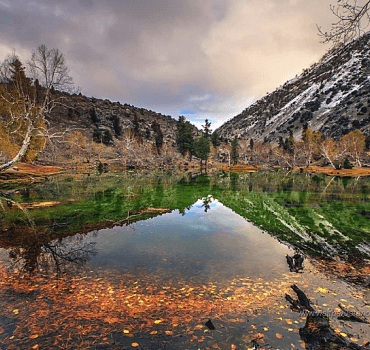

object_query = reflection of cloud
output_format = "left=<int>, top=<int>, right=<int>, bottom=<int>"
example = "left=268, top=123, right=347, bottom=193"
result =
left=0, top=0, right=333, bottom=125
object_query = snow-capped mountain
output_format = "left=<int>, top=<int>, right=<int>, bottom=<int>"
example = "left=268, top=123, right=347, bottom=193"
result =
left=216, top=33, right=370, bottom=143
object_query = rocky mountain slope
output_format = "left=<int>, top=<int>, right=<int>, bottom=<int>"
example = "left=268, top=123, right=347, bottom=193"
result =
left=46, top=92, right=199, bottom=147
left=216, top=33, right=370, bottom=144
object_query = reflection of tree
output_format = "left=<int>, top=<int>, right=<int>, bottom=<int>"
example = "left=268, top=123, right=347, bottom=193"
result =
left=201, top=195, right=213, bottom=212
left=1, top=226, right=97, bottom=276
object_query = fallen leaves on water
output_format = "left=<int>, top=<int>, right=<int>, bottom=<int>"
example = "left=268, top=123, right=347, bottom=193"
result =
left=0, top=266, right=305, bottom=349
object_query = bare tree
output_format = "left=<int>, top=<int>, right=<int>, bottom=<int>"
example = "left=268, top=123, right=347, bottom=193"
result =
left=317, top=137, right=347, bottom=168
left=318, top=0, right=370, bottom=44
left=28, top=44, right=74, bottom=92
left=340, top=129, right=366, bottom=166
left=0, top=46, right=75, bottom=172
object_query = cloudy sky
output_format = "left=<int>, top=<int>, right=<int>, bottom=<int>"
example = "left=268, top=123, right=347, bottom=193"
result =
left=0, top=0, right=336, bottom=129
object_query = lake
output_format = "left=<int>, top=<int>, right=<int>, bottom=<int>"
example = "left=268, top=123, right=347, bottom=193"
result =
left=0, top=170, right=370, bottom=349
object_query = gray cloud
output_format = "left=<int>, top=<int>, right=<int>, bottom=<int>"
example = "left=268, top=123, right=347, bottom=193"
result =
left=0, top=0, right=335, bottom=124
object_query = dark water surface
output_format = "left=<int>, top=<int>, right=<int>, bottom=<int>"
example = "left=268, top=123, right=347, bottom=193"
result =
left=1, top=171, right=370, bottom=349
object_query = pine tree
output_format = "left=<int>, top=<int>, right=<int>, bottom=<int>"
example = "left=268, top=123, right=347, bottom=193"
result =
left=210, top=131, right=221, bottom=147
left=194, top=136, right=210, bottom=167
left=343, top=156, right=353, bottom=169
left=151, top=121, right=163, bottom=154
left=176, top=116, right=194, bottom=157
left=231, top=136, right=239, bottom=165
left=202, top=119, right=212, bottom=139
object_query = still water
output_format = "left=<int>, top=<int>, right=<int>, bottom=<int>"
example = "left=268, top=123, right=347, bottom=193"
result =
left=0, top=171, right=370, bottom=349
left=91, top=198, right=291, bottom=283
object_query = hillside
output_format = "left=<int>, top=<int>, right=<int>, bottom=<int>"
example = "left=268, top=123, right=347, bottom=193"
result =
left=34, top=91, right=201, bottom=166
left=46, top=92, right=189, bottom=145
left=216, top=33, right=370, bottom=144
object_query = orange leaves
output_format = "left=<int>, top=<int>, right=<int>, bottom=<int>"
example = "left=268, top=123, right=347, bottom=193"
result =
left=276, top=333, right=283, bottom=339
left=12, top=309, right=19, bottom=315
left=0, top=266, right=327, bottom=349
left=104, top=316, right=119, bottom=324
left=29, top=334, right=39, bottom=339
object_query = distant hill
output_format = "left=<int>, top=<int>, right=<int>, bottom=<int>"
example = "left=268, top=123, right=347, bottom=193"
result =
left=215, top=33, right=370, bottom=144
left=46, top=92, right=196, bottom=145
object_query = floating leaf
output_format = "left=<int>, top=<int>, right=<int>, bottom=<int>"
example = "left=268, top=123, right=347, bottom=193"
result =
left=32, top=345, right=39, bottom=349
left=12, top=309, right=19, bottom=315
left=123, top=330, right=130, bottom=334
left=340, top=332, right=347, bottom=337
left=131, top=342, right=139, bottom=347
left=317, top=287, right=330, bottom=293
left=150, top=331, right=157, bottom=335
left=29, top=334, right=39, bottom=339
left=154, top=319, right=162, bottom=324
left=276, top=333, right=283, bottom=339
left=231, top=345, right=237, bottom=349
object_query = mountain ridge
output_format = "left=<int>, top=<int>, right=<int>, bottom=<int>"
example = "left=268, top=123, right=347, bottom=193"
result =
left=215, top=33, right=370, bottom=144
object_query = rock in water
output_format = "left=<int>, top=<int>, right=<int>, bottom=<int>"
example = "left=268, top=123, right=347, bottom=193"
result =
left=286, top=254, right=294, bottom=271
left=291, top=284, right=315, bottom=312
left=205, top=319, right=215, bottom=330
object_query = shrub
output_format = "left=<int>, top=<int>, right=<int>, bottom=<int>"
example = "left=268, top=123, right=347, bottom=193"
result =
left=343, top=156, right=353, bottom=169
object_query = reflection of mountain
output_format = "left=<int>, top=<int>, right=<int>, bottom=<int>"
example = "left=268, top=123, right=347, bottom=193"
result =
left=211, top=173, right=370, bottom=258
left=1, top=171, right=370, bottom=263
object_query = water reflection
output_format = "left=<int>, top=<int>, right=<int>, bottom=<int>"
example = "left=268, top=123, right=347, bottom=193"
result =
left=1, top=171, right=370, bottom=266
left=0, top=225, right=97, bottom=275
left=87, top=198, right=292, bottom=285
left=1, top=171, right=370, bottom=349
